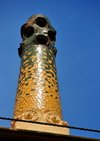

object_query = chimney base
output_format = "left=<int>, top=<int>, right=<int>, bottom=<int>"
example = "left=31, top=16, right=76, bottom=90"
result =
left=11, top=121, right=69, bottom=135
left=11, top=109, right=70, bottom=135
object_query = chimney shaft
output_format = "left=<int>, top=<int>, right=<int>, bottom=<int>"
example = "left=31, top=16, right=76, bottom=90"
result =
left=11, top=14, right=69, bottom=135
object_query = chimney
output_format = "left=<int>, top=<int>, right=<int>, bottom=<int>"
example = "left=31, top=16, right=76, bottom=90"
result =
left=11, top=14, right=69, bottom=135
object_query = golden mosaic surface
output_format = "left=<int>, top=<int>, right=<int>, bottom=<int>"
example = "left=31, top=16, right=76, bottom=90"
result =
left=13, top=44, right=62, bottom=118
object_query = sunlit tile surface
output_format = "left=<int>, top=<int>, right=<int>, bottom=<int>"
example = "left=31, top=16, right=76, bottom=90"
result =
left=13, top=14, right=62, bottom=119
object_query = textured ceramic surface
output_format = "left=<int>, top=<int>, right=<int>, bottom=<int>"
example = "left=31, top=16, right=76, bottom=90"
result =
left=13, top=14, right=62, bottom=119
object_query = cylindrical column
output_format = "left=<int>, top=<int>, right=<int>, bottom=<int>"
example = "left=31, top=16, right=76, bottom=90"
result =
left=12, top=14, right=69, bottom=129
left=14, top=43, right=62, bottom=117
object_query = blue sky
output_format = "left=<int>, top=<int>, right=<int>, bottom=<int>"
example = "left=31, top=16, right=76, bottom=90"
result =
left=0, top=0, right=100, bottom=139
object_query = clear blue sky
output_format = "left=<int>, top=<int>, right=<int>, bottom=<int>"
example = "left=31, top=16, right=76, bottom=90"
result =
left=0, top=0, right=100, bottom=139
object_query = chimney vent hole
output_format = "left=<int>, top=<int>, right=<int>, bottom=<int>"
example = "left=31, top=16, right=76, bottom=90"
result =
left=36, top=17, right=47, bottom=27
left=36, top=35, right=48, bottom=45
